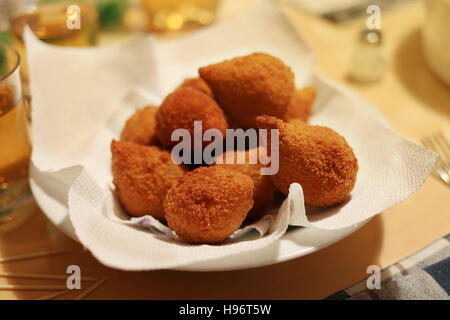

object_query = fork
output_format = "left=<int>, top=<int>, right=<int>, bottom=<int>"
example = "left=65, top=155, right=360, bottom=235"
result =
left=421, top=132, right=450, bottom=186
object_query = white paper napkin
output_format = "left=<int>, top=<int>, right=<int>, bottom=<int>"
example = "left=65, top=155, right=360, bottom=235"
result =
left=26, top=0, right=437, bottom=270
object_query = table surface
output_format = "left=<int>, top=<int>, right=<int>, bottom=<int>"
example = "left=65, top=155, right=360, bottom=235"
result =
left=1, top=0, right=449, bottom=300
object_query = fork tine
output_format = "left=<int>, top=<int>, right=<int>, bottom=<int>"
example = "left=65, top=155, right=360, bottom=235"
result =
left=436, top=162, right=450, bottom=185
left=421, top=137, right=434, bottom=154
left=437, top=132, right=450, bottom=149
left=432, top=133, right=450, bottom=173
left=425, top=135, right=449, bottom=167
left=422, top=137, right=440, bottom=168
left=421, top=135, right=450, bottom=186
left=435, top=132, right=450, bottom=162
left=434, top=162, right=450, bottom=185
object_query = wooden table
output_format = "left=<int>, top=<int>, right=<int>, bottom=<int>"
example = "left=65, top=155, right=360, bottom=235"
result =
left=1, top=0, right=449, bottom=300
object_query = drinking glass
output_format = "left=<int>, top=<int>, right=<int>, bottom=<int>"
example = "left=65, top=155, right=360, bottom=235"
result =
left=0, top=43, right=36, bottom=234
left=8, top=0, right=99, bottom=99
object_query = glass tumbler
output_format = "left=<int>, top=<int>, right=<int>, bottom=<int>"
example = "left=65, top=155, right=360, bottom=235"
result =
left=0, top=43, right=36, bottom=234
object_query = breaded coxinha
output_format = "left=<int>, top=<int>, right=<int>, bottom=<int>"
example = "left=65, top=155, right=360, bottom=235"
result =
left=120, top=106, right=159, bottom=146
left=164, top=166, right=254, bottom=243
left=256, top=116, right=358, bottom=207
left=111, top=140, right=187, bottom=220
left=199, top=53, right=295, bottom=128
left=215, top=147, right=276, bottom=220
left=284, top=87, right=316, bottom=123
left=156, top=87, right=228, bottom=150
left=177, top=77, right=214, bottom=98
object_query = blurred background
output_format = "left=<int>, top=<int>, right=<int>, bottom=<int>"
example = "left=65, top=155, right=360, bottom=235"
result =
left=1, top=0, right=449, bottom=98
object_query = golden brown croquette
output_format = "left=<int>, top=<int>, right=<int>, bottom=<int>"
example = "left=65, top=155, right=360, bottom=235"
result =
left=178, top=77, right=214, bottom=98
left=156, top=87, right=228, bottom=150
left=284, top=87, right=316, bottom=123
left=199, top=53, right=295, bottom=128
left=215, top=147, right=276, bottom=219
left=256, top=116, right=358, bottom=207
left=111, top=140, right=187, bottom=220
left=120, top=106, right=159, bottom=145
left=164, top=166, right=254, bottom=243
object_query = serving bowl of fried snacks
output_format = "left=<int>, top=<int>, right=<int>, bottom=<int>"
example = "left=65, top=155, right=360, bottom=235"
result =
left=27, top=2, right=436, bottom=270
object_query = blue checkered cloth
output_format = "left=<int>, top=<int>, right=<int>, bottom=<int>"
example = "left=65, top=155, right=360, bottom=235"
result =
left=326, top=234, right=450, bottom=300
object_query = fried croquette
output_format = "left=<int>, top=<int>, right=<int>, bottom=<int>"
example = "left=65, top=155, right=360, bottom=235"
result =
left=178, top=77, right=214, bottom=98
left=156, top=87, right=228, bottom=149
left=215, top=147, right=276, bottom=219
left=164, top=166, right=254, bottom=243
left=287, top=118, right=307, bottom=126
left=111, top=140, right=186, bottom=220
left=284, top=87, right=316, bottom=123
left=199, top=53, right=295, bottom=128
left=256, top=116, right=358, bottom=207
left=120, top=106, right=159, bottom=145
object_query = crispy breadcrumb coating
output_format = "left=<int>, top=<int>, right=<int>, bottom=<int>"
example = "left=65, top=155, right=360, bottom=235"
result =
left=199, top=53, right=295, bottom=128
left=287, top=118, right=307, bottom=126
left=156, top=87, right=228, bottom=149
left=178, top=77, right=214, bottom=98
left=111, top=140, right=186, bottom=220
left=215, top=147, right=275, bottom=219
left=120, top=106, right=159, bottom=145
left=164, top=166, right=254, bottom=243
left=256, top=116, right=358, bottom=207
left=284, top=87, right=316, bottom=123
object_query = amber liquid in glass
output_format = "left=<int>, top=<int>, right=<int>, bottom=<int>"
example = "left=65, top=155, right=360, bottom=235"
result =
left=10, top=2, right=99, bottom=97
left=0, top=85, right=33, bottom=228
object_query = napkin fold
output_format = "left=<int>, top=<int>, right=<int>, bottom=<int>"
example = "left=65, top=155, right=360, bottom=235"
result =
left=26, top=0, right=437, bottom=270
